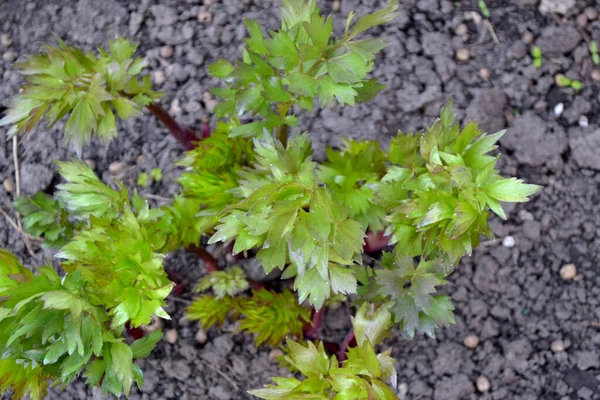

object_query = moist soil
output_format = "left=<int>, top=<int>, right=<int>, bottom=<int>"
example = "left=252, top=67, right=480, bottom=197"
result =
left=1, top=0, right=600, bottom=399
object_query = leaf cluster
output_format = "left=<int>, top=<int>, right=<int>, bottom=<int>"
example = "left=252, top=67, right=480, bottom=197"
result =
left=186, top=287, right=310, bottom=348
left=0, top=36, right=161, bottom=152
left=249, top=303, right=398, bottom=399
left=207, top=0, right=398, bottom=138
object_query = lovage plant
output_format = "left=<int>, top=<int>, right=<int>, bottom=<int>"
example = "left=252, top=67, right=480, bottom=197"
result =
left=0, top=1, right=540, bottom=399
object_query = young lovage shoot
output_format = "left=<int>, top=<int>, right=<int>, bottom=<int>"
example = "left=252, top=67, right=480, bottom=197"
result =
left=0, top=0, right=541, bottom=399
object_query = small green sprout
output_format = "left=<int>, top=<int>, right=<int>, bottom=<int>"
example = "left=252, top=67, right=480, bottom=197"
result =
left=556, top=74, right=583, bottom=92
left=137, top=172, right=149, bottom=187
left=478, top=0, right=491, bottom=18
left=150, top=168, right=163, bottom=182
left=590, top=41, right=599, bottom=66
left=531, top=46, right=542, bottom=68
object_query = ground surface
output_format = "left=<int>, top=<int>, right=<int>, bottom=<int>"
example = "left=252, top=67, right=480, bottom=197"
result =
left=1, top=0, right=600, bottom=399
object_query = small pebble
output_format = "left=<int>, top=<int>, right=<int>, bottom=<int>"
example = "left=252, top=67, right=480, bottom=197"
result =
left=576, top=14, right=588, bottom=28
left=522, top=31, right=534, bottom=45
left=143, top=315, right=164, bottom=333
left=464, top=334, right=480, bottom=349
left=578, top=115, right=589, bottom=128
left=185, top=101, right=202, bottom=113
left=559, top=264, right=577, bottom=280
left=502, top=236, right=515, bottom=248
left=108, top=161, right=126, bottom=175
left=84, top=159, right=96, bottom=170
left=203, top=0, right=214, bottom=5
left=455, top=23, right=468, bottom=36
left=268, top=349, right=284, bottom=362
left=198, top=11, right=212, bottom=23
left=160, top=46, right=174, bottom=59
left=136, top=154, right=146, bottom=165
left=584, top=7, right=598, bottom=20
left=591, top=70, right=600, bottom=81
left=550, top=339, right=565, bottom=352
left=518, top=210, right=534, bottom=221
left=332, top=0, right=340, bottom=12
left=0, top=33, right=12, bottom=47
left=479, top=68, right=491, bottom=80
left=152, top=70, right=166, bottom=85
left=203, top=91, right=213, bottom=102
left=170, top=98, right=182, bottom=114
left=397, top=383, right=408, bottom=398
left=476, top=376, right=491, bottom=392
left=2, top=51, right=16, bottom=62
left=534, top=100, right=547, bottom=110
left=3, top=178, right=14, bottom=193
left=469, top=11, right=482, bottom=25
left=205, top=99, right=218, bottom=113
left=164, top=328, right=178, bottom=344
left=195, top=328, right=207, bottom=344
left=456, top=48, right=470, bottom=62
left=553, top=103, right=564, bottom=117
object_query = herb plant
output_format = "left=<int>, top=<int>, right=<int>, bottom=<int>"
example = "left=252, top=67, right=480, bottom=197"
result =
left=0, top=1, right=540, bottom=399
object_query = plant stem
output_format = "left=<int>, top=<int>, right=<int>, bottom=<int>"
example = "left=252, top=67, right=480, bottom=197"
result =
left=187, top=244, right=219, bottom=272
left=304, top=309, right=324, bottom=339
left=363, top=230, right=392, bottom=253
left=147, top=102, right=199, bottom=151
left=337, top=328, right=356, bottom=364
left=276, top=124, right=289, bottom=147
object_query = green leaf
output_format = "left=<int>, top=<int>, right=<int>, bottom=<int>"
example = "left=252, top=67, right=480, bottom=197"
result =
left=352, top=303, right=393, bottom=347
left=329, top=264, right=357, bottom=295
left=111, top=97, right=142, bottom=120
left=355, top=79, right=386, bottom=103
left=318, top=76, right=357, bottom=107
left=130, top=331, right=162, bottom=359
left=208, top=59, right=235, bottom=78
left=295, top=267, right=330, bottom=310
left=111, top=342, right=134, bottom=395
left=483, top=178, right=542, bottom=202
left=346, top=0, right=399, bottom=40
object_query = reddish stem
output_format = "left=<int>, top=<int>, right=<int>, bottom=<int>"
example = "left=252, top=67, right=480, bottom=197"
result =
left=147, top=103, right=199, bottom=151
left=201, top=116, right=211, bottom=138
left=304, top=309, right=324, bottom=340
left=187, top=244, right=220, bottom=272
left=337, top=329, right=356, bottom=364
left=125, top=323, right=145, bottom=340
left=363, top=230, right=391, bottom=254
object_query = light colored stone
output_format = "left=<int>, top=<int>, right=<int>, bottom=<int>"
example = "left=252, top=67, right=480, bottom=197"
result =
left=591, top=70, right=600, bottom=81
left=203, top=0, right=214, bottom=5
left=152, top=70, right=166, bottom=85
left=160, top=46, right=174, bottom=58
left=555, top=74, right=569, bottom=87
left=3, top=178, right=14, bottom=193
left=559, top=264, right=577, bottom=280
left=576, top=14, right=588, bottom=28
left=456, top=48, right=470, bottom=62
left=205, top=99, right=218, bottom=113
left=143, top=315, right=163, bottom=333
left=268, top=348, right=284, bottom=362
left=170, top=98, right=182, bottom=114
left=479, top=68, right=491, bottom=80
left=551, top=339, right=565, bottom=352
left=476, top=376, right=491, bottom=392
left=502, top=236, right=515, bottom=248
left=84, top=159, right=96, bottom=170
left=464, top=334, right=480, bottom=349
left=579, top=115, right=589, bottom=128
left=195, top=328, right=207, bottom=344
left=455, top=23, right=468, bottom=36
left=332, top=0, right=340, bottom=12
left=164, top=328, right=178, bottom=344
left=203, top=91, right=213, bottom=102
left=522, top=31, right=535, bottom=45
left=0, top=33, right=12, bottom=47
left=108, top=161, right=126, bottom=175
left=584, top=7, right=598, bottom=20
left=553, top=103, right=564, bottom=117
left=198, top=10, right=212, bottom=23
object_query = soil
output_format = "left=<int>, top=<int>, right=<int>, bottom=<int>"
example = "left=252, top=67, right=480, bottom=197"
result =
left=1, top=0, right=600, bottom=399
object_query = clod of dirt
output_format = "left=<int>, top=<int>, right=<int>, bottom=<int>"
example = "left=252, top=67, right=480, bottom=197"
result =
left=535, top=26, right=581, bottom=56
left=165, top=328, right=178, bottom=344
left=551, top=339, right=566, bottom=352
left=476, top=376, right=491, bottom=392
left=3, top=178, right=14, bottom=193
left=19, top=163, right=54, bottom=195
left=576, top=14, right=588, bottom=28
left=539, top=0, right=575, bottom=15
left=465, top=89, right=507, bottom=134
left=559, top=264, right=577, bottom=280
left=108, top=161, right=126, bottom=175
left=584, top=7, right=598, bottom=20
left=568, top=129, right=600, bottom=170
left=463, top=334, right=480, bottom=349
